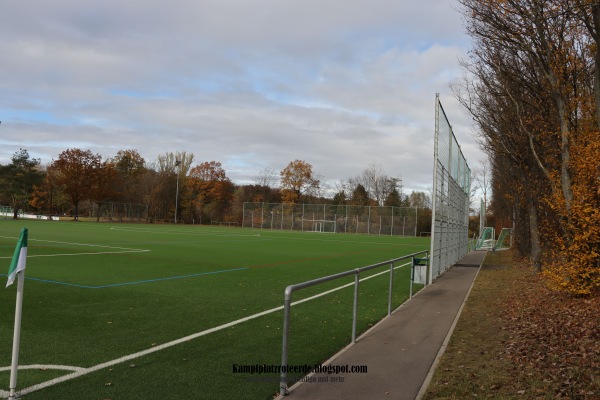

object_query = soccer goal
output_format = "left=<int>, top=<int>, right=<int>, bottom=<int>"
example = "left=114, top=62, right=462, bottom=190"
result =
left=476, top=227, right=495, bottom=250
left=306, top=219, right=336, bottom=233
left=210, top=221, right=239, bottom=227
left=493, top=228, right=512, bottom=251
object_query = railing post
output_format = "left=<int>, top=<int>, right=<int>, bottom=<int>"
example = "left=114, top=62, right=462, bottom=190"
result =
left=425, top=250, right=430, bottom=286
left=280, top=287, right=293, bottom=396
left=387, top=262, right=394, bottom=316
left=278, top=251, right=429, bottom=395
left=352, top=271, right=359, bottom=343
left=410, top=256, right=414, bottom=298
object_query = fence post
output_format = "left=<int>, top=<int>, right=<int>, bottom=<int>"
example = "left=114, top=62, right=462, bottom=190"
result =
left=352, top=271, right=359, bottom=343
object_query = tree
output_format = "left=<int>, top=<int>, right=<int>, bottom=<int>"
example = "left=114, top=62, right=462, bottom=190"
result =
left=457, top=0, right=600, bottom=294
left=111, top=149, right=146, bottom=204
left=360, top=163, right=401, bottom=206
left=332, top=190, right=347, bottom=205
left=384, top=187, right=403, bottom=207
left=279, top=160, right=320, bottom=203
left=90, top=161, right=120, bottom=221
left=408, top=191, right=430, bottom=209
left=30, top=164, right=68, bottom=217
left=350, top=184, right=371, bottom=206
left=51, top=148, right=102, bottom=220
left=253, top=167, right=278, bottom=188
left=184, top=161, right=234, bottom=223
left=0, top=149, right=44, bottom=219
left=152, top=151, right=194, bottom=222
left=471, top=159, right=492, bottom=212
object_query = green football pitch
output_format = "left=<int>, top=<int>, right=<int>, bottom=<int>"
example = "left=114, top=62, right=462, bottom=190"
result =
left=0, top=219, right=429, bottom=399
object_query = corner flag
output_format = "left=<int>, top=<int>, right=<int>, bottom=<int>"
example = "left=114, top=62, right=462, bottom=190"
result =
left=6, top=228, right=28, bottom=288
left=6, top=227, right=28, bottom=400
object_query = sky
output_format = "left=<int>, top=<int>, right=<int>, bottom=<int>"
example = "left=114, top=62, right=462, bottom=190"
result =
left=0, top=0, right=480, bottom=195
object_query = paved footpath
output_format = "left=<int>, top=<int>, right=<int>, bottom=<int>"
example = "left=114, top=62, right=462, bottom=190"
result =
left=277, top=250, right=487, bottom=400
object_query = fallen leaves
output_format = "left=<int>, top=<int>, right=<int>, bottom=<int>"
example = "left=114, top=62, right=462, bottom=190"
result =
left=502, top=271, right=600, bottom=398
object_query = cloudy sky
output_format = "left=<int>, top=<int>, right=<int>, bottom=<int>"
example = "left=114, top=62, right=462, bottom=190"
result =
left=0, top=0, right=479, bottom=195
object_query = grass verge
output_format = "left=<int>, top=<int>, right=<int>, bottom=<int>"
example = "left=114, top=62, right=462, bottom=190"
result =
left=423, top=250, right=600, bottom=400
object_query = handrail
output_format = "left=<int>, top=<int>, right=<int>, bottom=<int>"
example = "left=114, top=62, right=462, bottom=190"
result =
left=279, top=250, right=429, bottom=395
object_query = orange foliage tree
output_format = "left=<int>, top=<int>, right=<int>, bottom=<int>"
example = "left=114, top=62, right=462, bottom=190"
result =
left=184, top=161, right=234, bottom=223
left=458, top=0, right=600, bottom=295
left=50, top=148, right=103, bottom=220
left=279, top=160, right=320, bottom=204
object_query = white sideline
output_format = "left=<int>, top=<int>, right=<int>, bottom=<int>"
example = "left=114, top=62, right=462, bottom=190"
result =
left=109, top=227, right=260, bottom=237
left=0, top=236, right=149, bottom=259
left=7, top=261, right=411, bottom=398
left=0, top=250, right=150, bottom=259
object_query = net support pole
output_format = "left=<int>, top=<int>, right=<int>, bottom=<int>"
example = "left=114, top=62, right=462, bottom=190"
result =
left=429, top=94, right=440, bottom=285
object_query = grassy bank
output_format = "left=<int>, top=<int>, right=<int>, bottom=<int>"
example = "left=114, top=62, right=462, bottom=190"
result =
left=424, top=250, right=600, bottom=399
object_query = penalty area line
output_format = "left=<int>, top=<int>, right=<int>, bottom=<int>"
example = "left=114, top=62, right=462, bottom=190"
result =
left=14, top=261, right=411, bottom=398
left=0, top=267, right=249, bottom=289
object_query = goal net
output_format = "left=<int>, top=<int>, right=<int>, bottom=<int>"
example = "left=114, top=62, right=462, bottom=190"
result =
left=493, top=228, right=512, bottom=251
left=305, top=219, right=336, bottom=233
left=476, top=227, right=495, bottom=250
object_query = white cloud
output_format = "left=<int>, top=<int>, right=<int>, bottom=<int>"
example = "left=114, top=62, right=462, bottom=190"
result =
left=0, top=0, right=476, bottom=194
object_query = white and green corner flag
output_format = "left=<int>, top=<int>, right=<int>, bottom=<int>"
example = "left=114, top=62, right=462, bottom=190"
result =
left=7, top=227, right=29, bottom=399
left=6, top=228, right=28, bottom=288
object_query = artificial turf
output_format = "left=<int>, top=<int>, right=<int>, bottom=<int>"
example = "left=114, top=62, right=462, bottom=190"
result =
left=0, top=219, right=428, bottom=399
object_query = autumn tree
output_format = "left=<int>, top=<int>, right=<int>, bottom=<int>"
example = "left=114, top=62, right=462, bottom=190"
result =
left=458, top=0, right=600, bottom=294
left=90, top=161, right=120, bottom=221
left=184, top=161, right=234, bottom=223
left=111, top=149, right=146, bottom=204
left=279, top=160, right=320, bottom=203
left=30, top=164, right=69, bottom=217
left=149, top=151, right=194, bottom=222
left=0, top=149, right=44, bottom=219
left=51, top=148, right=102, bottom=220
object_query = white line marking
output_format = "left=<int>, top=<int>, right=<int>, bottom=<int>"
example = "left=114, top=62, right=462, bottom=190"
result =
left=11, top=261, right=411, bottom=398
left=0, top=236, right=149, bottom=259
left=0, top=236, right=146, bottom=251
left=0, top=250, right=150, bottom=259
left=109, top=227, right=260, bottom=237
left=0, top=364, right=85, bottom=373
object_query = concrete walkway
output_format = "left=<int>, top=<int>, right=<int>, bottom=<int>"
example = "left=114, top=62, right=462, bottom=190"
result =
left=278, top=250, right=487, bottom=400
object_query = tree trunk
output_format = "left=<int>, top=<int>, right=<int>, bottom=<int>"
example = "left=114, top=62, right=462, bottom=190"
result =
left=529, top=198, right=542, bottom=272
left=96, top=202, right=102, bottom=222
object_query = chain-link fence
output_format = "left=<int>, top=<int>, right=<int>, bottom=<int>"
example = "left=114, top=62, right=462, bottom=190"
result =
left=242, top=202, right=419, bottom=236
left=90, top=202, right=149, bottom=223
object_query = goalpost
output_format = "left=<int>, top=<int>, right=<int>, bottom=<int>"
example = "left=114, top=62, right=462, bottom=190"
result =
left=476, top=227, right=495, bottom=250
left=304, top=219, right=337, bottom=233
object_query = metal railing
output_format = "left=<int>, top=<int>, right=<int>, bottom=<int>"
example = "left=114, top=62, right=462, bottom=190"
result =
left=279, top=250, right=429, bottom=395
